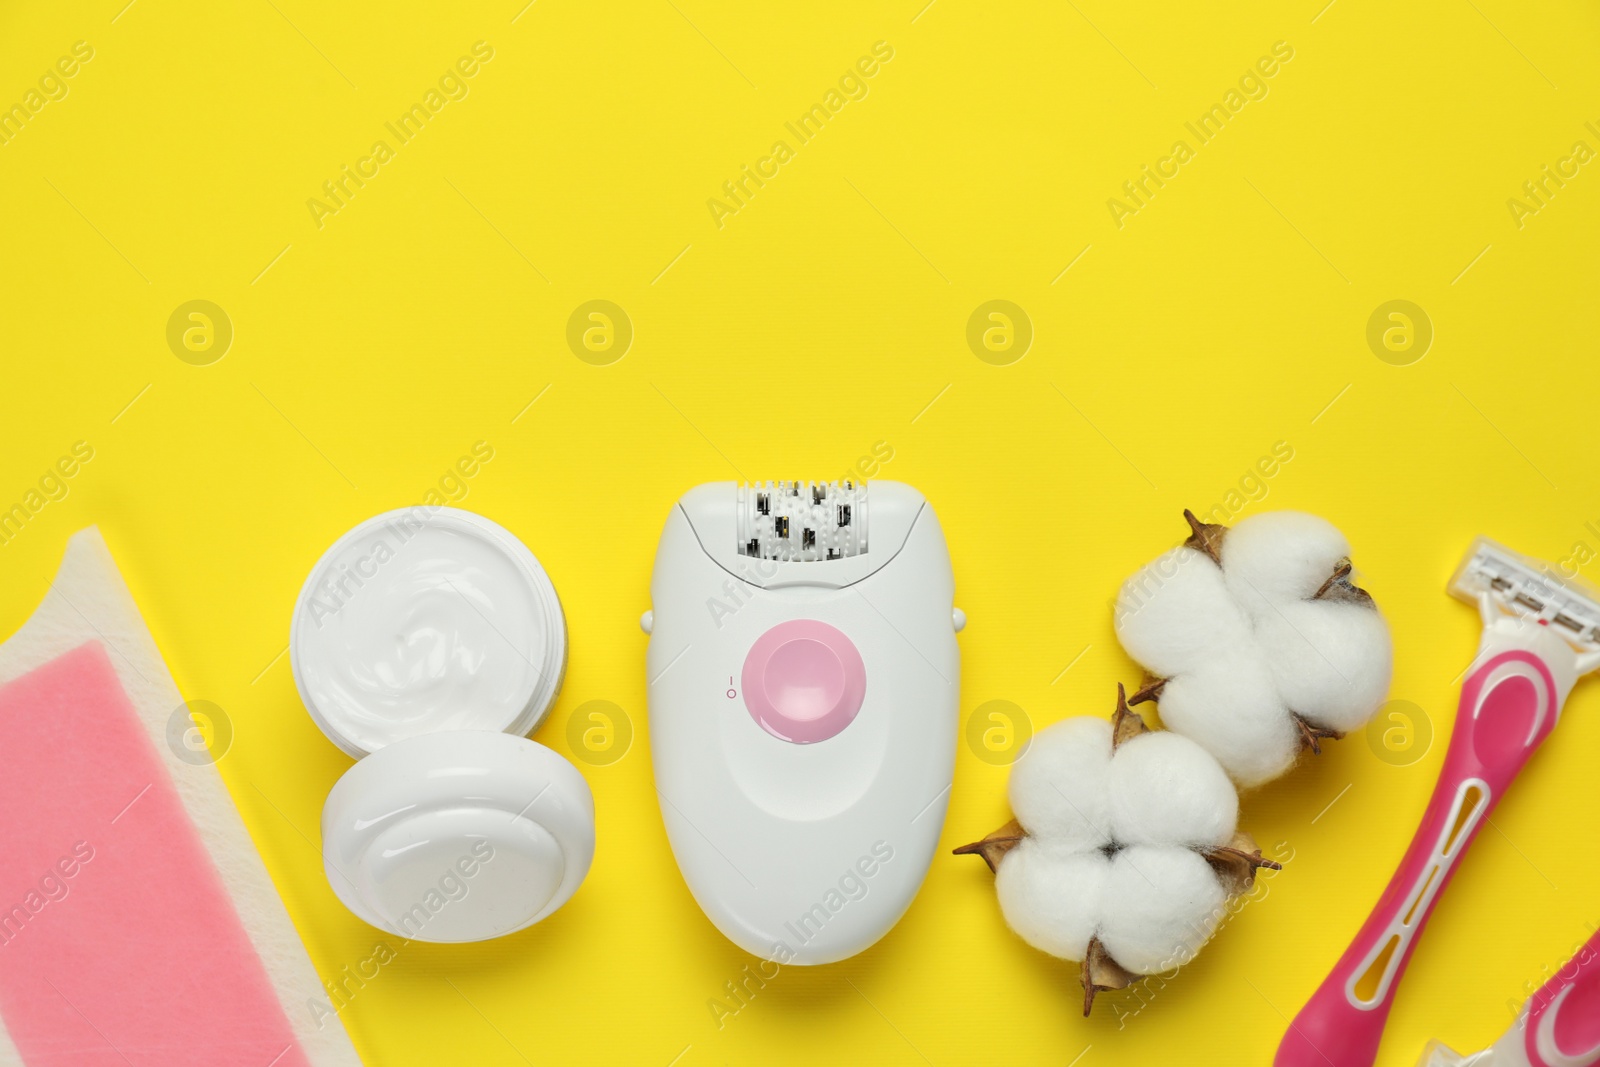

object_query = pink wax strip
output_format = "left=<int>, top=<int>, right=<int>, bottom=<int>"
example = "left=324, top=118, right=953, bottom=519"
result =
left=0, top=642, right=309, bottom=1067
left=0, top=527, right=359, bottom=1067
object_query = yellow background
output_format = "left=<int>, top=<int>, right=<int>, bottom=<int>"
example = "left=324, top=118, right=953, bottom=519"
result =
left=3, top=1, right=1599, bottom=1063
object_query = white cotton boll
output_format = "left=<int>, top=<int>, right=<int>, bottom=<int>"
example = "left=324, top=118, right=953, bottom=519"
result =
left=1157, top=656, right=1300, bottom=788
left=1007, top=717, right=1112, bottom=847
left=1258, top=600, right=1393, bottom=732
left=1097, top=847, right=1226, bottom=974
left=995, top=838, right=1108, bottom=962
left=1107, top=732, right=1238, bottom=849
left=1222, top=511, right=1352, bottom=615
left=1115, top=547, right=1251, bottom=678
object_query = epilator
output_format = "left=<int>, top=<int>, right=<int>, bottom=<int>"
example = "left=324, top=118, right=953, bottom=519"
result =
left=1277, top=537, right=1600, bottom=1067
left=645, top=480, right=961, bottom=964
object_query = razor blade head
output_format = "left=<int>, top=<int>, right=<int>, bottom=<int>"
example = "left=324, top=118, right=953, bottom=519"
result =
left=1450, top=536, right=1600, bottom=653
left=1414, top=1041, right=1492, bottom=1067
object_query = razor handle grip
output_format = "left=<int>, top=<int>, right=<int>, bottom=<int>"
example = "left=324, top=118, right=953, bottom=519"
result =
left=1517, top=926, right=1600, bottom=1067
left=1275, top=650, right=1563, bottom=1067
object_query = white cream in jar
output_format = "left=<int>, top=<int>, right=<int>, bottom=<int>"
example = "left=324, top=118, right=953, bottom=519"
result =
left=291, top=506, right=566, bottom=757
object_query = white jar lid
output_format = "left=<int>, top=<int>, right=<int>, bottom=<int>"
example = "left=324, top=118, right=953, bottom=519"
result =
left=290, top=506, right=566, bottom=757
left=321, top=731, right=595, bottom=942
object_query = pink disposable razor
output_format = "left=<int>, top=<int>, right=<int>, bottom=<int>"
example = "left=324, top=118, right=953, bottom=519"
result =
left=1276, top=538, right=1600, bottom=1067
left=1419, top=925, right=1600, bottom=1066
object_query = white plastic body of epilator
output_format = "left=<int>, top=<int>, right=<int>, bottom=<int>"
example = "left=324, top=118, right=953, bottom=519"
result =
left=645, top=481, right=960, bottom=965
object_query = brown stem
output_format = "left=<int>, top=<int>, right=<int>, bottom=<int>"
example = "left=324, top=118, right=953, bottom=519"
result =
left=1110, top=683, right=1150, bottom=750
left=1203, top=831, right=1283, bottom=896
left=1293, top=714, right=1344, bottom=755
left=952, top=818, right=1026, bottom=873
left=1127, top=676, right=1166, bottom=706
left=1314, top=558, right=1375, bottom=607
left=1182, top=508, right=1229, bottom=564
left=1080, top=937, right=1135, bottom=1016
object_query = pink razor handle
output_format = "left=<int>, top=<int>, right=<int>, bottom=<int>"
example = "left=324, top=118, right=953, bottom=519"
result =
left=1277, top=625, right=1580, bottom=1067
left=1514, top=926, right=1600, bottom=1067
left=1419, top=927, right=1600, bottom=1066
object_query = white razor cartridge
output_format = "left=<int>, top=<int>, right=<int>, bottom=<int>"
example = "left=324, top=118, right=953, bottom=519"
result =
left=1450, top=536, right=1600, bottom=657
